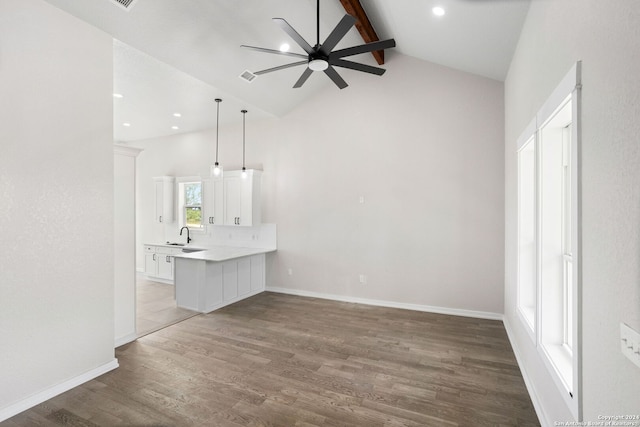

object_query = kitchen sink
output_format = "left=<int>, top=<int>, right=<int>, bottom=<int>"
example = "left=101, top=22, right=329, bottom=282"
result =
left=182, top=247, right=205, bottom=253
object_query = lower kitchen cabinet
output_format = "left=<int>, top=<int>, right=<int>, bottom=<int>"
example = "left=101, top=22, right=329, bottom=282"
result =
left=175, top=253, right=265, bottom=313
left=143, top=245, right=183, bottom=283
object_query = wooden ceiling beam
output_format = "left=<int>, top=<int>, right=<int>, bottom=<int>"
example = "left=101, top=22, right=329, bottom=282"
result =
left=338, top=0, right=385, bottom=65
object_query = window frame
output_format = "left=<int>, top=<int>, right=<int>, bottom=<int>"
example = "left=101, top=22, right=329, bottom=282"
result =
left=516, top=118, right=538, bottom=342
left=176, top=176, right=205, bottom=232
left=514, top=62, right=582, bottom=420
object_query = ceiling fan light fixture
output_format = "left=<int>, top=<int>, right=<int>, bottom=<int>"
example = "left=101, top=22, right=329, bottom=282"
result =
left=309, top=59, right=329, bottom=71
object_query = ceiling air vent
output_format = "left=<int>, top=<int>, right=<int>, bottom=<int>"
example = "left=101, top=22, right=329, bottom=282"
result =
left=111, top=0, right=138, bottom=11
left=239, top=70, right=257, bottom=83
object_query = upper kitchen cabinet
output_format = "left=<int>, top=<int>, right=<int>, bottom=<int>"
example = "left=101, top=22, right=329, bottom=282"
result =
left=223, top=170, right=262, bottom=227
left=153, top=176, right=174, bottom=224
left=202, top=176, right=224, bottom=226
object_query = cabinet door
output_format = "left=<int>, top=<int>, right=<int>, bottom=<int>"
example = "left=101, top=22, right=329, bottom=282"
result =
left=224, top=175, right=242, bottom=225
left=144, top=252, right=158, bottom=276
left=223, top=171, right=258, bottom=226
left=162, top=180, right=174, bottom=223
left=203, top=177, right=224, bottom=226
left=222, top=260, right=238, bottom=301
left=157, top=253, right=174, bottom=280
left=237, top=258, right=251, bottom=296
left=154, top=180, right=164, bottom=223
left=153, top=176, right=174, bottom=223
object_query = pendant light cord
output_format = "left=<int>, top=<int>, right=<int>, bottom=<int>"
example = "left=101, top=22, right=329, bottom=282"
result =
left=214, top=98, right=222, bottom=163
left=316, top=0, right=320, bottom=46
left=241, top=110, right=248, bottom=169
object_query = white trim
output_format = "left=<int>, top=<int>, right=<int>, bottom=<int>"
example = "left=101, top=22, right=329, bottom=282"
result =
left=0, top=359, right=119, bottom=422
left=536, top=62, right=581, bottom=128
left=503, top=318, right=549, bottom=427
left=517, top=117, right=537, bottom=152
left=175, top=175, right=202, bottom=183
left=115, top=333, right=137, bottom=348
left=265, top=287, right=503, bottom=321
left=113, top=144, right=143, bottom=157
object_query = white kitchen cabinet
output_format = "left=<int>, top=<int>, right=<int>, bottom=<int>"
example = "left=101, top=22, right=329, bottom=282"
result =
left=223, top=169, right=261, bottom=227
left=175, top=253, right=266, bottom=313
left=153, top=176, right=174, bottom=224
left=202, top=176, right=224, bottom=226
left=143, top=244, right=182, bottom=283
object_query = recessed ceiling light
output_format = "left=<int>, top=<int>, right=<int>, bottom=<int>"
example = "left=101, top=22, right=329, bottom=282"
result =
left=279, top=43, right=290, bottom=52
left=123, top=122, right=131, bottom=127
left=173, top=113, right=182, bottom=117
left=113, top=93, right=124, bottom=98
left=171, top=126, right=179, bottom=130
left=432, top=6, right=445, bottom=17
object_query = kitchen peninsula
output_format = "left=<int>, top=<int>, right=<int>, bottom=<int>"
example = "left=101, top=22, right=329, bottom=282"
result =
left=173, top=246, right=275, bottom=313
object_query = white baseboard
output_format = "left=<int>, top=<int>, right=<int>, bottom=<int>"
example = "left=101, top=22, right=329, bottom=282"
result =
left=0, top=359, right=119, bottom=422
left=503, top=318, right=548, bottom=427
left=115, top=332, right=138, bottom=348
left=265, top=286, right=503, bottom=321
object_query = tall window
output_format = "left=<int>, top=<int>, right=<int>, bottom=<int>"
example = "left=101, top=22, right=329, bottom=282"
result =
left=562, top=123, right=573, bottom=352
left=514, top=62, right=581, bottom=420
left=539, top=94, right=573, bottom=390
left=517, top=133, right=536, bottom=333
left=178, top=181, right=203, bottom=229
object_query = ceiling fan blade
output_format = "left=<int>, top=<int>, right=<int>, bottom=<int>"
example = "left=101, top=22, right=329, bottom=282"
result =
left=332, top=39, right=396, bottom=59
left=293, top=68, right=313, bottom=88
left=273, top=18, right=314, bottom=54
left=254, top=60, right=308, bottom=76
left=324, top=66, right=348, bottom=89
left=330, top=59, right=386, bottom=76
left=241, top=45, right=308, bottom=59
left=319, top=14, right=356, bottom=56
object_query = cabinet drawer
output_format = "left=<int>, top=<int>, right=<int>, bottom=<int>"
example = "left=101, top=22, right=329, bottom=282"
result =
left=144, top=246, right=156, bottom=253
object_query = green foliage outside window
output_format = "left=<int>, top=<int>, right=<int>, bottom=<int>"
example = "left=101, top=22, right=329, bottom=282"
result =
left=186, top=207, right=202, bottom=227
left=183, top=182, right=203, bottom=228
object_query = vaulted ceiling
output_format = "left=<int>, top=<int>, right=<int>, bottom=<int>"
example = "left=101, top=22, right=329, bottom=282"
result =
left=43, top=0, right=530, bottom=142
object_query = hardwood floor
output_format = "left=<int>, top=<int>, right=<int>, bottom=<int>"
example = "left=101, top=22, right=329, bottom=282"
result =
left=136, top=275, right=198, bottom=338
left=3, top=292, right=539, bottom=426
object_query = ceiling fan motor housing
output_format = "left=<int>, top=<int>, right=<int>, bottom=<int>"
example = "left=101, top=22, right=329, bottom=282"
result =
left=308, top=48, right=329, bottom=71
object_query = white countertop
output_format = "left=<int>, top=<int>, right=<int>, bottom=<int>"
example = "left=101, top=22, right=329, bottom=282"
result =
left=173, top=246, right=276, bottom=262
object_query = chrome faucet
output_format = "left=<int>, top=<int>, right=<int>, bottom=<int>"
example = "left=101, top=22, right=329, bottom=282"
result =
left=179, top=226, right=192, bottom=244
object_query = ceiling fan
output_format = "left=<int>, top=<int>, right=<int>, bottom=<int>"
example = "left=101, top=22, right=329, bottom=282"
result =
left=241, top=0, right=396, bottom=89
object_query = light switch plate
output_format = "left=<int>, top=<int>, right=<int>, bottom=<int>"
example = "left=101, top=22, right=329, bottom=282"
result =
left=620, top=323, right=640, bottom=369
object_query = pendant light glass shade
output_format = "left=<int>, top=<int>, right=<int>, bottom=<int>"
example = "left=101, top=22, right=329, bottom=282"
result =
left=211, top=98, right=223, bottom=177
left=241, top=109, right=248, bottom=179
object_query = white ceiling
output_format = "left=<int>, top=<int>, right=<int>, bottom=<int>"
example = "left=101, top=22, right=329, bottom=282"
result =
left=43, top=0, right=530, bottom=142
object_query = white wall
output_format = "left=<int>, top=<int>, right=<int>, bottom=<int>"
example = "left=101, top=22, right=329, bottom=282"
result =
left=504, top=0, right=640, bottom=423
left=0, top=0, right=116, bottom=419
left=131, top=53, right=505, bottom=316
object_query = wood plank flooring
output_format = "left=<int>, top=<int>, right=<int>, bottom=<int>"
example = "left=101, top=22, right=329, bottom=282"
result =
left=3, top=292, right=539, bottom=426
left=136, top=275, right=198, bottom=338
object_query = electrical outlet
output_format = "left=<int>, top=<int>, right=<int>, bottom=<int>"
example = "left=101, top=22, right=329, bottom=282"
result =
left=359, top=274, right=367, bottom=284
left=359, top=196, right=365, bottom=204
left=287, top=268, right=293, bottom=276
left=620, top=323, right=640, bottom=369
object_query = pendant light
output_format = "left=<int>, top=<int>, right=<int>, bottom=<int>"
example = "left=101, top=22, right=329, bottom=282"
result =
left=212, top=98, right=223, bottom=176
left=241, top=109, right=248, bottom=179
